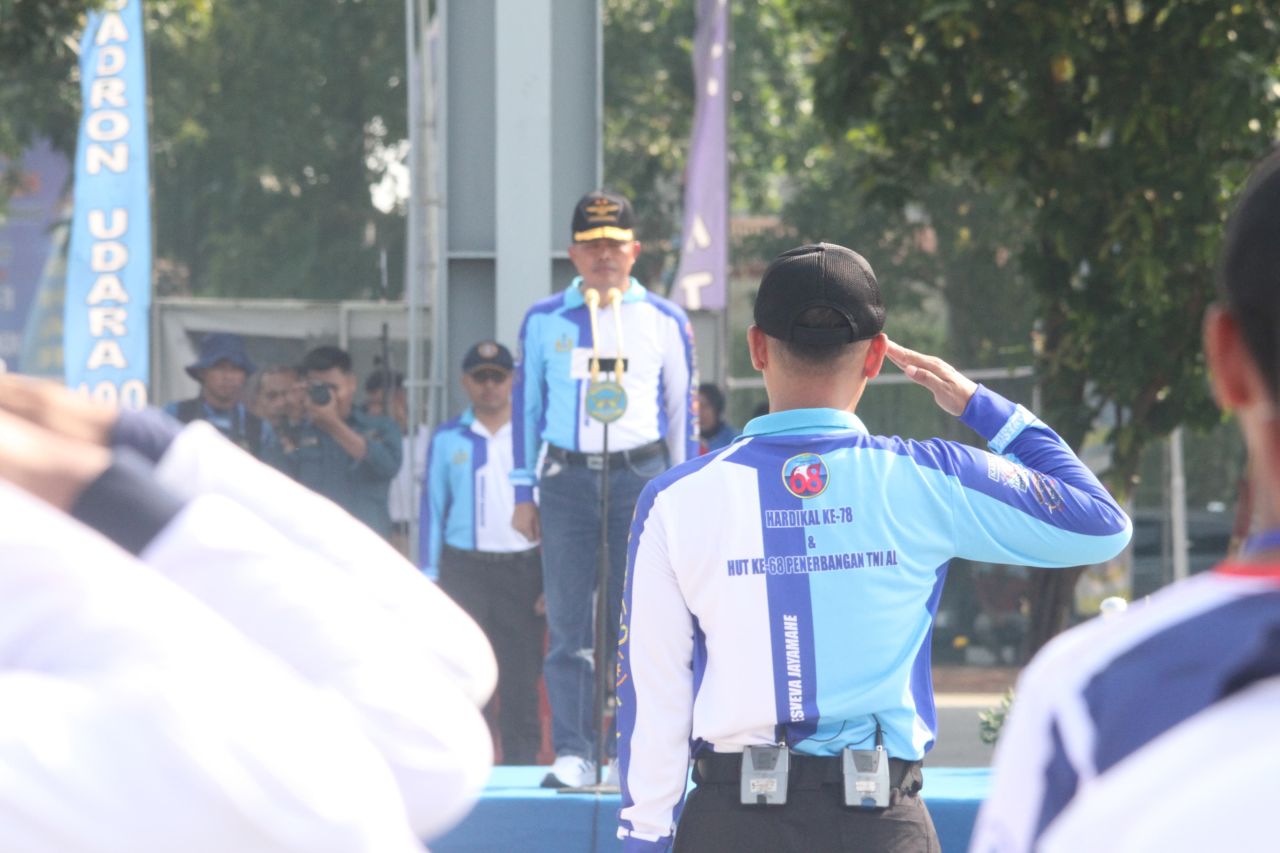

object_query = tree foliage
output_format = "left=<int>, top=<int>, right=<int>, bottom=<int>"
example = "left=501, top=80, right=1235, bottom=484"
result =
left=604, top=0, right=824, bottom=288
left=149, top=0, right=407, bottom=299
left=2, top=0, right=408, bottom=300
left=807, top=0, right=1280, bottom=472
left=804, top=0, right=1280, bottom=648
left=0, top=0, right=101, bottom=178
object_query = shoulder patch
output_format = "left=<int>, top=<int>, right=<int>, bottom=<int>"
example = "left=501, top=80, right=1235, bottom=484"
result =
left=987, top=455, right=1031, bottom=493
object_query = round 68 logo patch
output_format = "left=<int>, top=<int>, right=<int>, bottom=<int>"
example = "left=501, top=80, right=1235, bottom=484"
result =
left=783, top=452, right=829, bottom=498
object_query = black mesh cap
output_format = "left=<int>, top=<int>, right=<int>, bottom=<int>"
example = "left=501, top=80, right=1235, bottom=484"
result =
left=753, top=243, right=885, bottom=345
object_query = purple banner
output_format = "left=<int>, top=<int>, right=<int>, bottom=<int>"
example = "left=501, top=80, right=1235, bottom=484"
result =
left=673, top=0, right=728, bottom=312
left=0, top=139, right=71, bottom=373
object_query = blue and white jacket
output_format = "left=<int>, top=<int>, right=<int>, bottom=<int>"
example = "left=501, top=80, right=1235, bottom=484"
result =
left=615, top=386, right=1133, bottom=851
left=419, top=409, right=533, bottom=579
left=972, top=561, right=1280, bottom=852
left=510, top=277, right=697, bottom=503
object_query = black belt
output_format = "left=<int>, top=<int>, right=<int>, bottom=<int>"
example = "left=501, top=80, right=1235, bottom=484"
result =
left=693, top=751, right=922, bottom=793
left=441, top=545, right=540, bottom=564
left=546, top=439, right=666, bottom=471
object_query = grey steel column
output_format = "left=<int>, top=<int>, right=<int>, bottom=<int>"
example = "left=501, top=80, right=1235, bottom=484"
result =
left=440, top=0, right=599, bottom=416
left=495, top=0, right=552, bottom=349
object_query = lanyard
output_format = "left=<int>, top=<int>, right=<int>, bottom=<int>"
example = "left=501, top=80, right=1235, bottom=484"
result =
left=202, top=400, right=244, bottom=439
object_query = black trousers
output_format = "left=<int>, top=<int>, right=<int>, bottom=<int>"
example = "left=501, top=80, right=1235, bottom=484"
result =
left=438, top=546, right=544, bottom=765
left=673, top=762, right=941, bottom=853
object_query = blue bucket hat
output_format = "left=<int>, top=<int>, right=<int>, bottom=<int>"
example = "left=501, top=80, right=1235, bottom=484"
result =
left=186, top=332, right=256, bottom=380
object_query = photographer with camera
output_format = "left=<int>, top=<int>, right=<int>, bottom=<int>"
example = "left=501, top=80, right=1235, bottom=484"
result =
left=266, top=345, right=402, bottom=537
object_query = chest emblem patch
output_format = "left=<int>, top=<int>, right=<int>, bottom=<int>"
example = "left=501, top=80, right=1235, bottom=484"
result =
left=783, top=453, right=829, bottom=499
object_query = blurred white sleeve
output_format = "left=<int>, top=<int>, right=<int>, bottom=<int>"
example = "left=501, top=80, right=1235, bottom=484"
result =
left=0, top=483, right=421, bottom=853
left=149, top=422, right=497, bottom=837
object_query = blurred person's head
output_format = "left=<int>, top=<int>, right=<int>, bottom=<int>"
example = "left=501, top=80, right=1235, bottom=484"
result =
left=186, top=333, right=255, bottom=410
left=748, top=243, right=887, bottom=414
left=698, top=382, right=727, bottom=434
left=567, top=190, right=641, bottom=293
left=256, top=366, right=303, bottom=428
left=243, top=370, right=264, bottom=418
left=365, top=370, right=406, bottom=428
left=301, top=346, right=357, bottom=420
left=1206, top=148, right=1280, bottom=516
left=460, top=341, right=513, bottom=419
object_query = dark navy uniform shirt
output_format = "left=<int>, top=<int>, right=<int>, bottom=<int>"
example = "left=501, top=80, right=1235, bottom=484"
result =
left=268, top=409, right=402, bottom=537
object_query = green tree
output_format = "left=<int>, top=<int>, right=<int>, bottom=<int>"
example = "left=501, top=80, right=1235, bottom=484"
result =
left=604, top=0, right=825, bottom=288
left=150, top=0, right=408, bottom=299
left=0, top=0, right=101, bottom=187
left=1, top=0, right=407, bottom=299
left=805, top=0, right=1280, bottom=651
left=604, top=0, right=1036, bottom=383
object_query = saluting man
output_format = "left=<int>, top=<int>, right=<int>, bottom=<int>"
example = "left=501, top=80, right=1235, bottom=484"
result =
left=616, top=243, right=1131, bottom=852
left=510, top=190, right=698, bottom=788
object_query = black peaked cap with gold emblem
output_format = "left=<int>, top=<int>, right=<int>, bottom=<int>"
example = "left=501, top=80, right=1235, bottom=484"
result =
left=572, top=190, right=636, bottom=243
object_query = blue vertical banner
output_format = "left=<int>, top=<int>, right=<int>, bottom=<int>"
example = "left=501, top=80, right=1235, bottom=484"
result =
left=673, top=0, right=728, bottom=312
left=64, top=0, right=151, bottom=406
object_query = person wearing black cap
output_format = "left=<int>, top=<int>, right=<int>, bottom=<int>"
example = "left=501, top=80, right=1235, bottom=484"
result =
left=164, top=332, right=267, bottom=456
left=420, top=340, right=543, bottom=765
left=615, top=242, right=1132, bottom=851
left=510, top=190, right=697, bottom=788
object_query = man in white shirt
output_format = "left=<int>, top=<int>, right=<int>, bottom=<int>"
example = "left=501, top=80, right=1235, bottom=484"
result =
left=421, top=341, right=544, bottom=765
left=365, top=370, right=430, bottom=558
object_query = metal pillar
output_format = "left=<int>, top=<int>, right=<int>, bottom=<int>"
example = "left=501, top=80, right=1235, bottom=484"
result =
left=438, top=0, right=600, bottom=417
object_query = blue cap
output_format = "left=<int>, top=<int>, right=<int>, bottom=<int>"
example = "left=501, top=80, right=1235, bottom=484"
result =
left=185, top=332, right=255, bottom=380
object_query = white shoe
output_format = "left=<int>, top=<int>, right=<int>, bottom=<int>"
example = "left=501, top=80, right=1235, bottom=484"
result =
left=540, top=755, right=595, bottom=788
left=604, top=758, right=620, bottom=787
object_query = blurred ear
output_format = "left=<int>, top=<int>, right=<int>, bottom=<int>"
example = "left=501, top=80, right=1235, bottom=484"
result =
left=747, top=325, right=769, bottom=371
left=862, top=334, right=888, bottom=380
left=1203, top=305, right=1257, bottom=412
left=628, top=241, right=642, bottom=262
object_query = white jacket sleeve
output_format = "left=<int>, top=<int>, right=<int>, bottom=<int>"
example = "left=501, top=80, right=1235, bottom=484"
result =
left=0, top=483, right=421, bottom=853
left=149, top=422, right=497, bottom=838
left=660, top=306, right=698, bottom=466
left=616, top=486, right=696, bottom=849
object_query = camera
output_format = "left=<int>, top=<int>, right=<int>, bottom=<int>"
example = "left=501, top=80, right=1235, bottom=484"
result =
left=307, top=382, right=332, bottom=406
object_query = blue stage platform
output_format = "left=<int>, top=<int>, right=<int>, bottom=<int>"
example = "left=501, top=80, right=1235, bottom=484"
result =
left=435, top=766, right=990, bottom=852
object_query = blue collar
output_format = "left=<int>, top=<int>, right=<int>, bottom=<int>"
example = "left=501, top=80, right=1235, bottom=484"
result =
left=742, top=407, right=869, bottom=438
left=458, top=406, right=476, bottom=427
left=562, top=276, right=647, bottom=309
left=201, top=399, right=241, bottom=418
